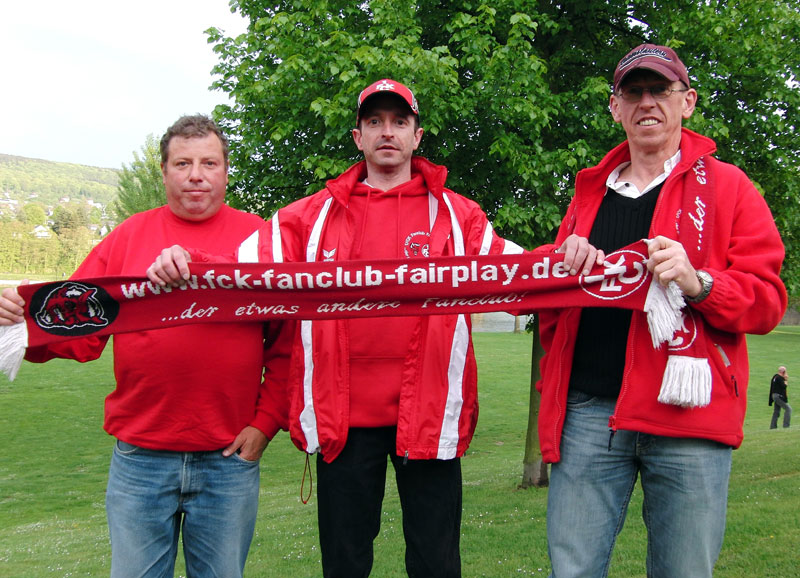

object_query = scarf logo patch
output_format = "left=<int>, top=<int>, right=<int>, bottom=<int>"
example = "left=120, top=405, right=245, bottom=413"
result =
left=579, top=248, right=648, bottom=301
left=668, top=307, right=698, bottom=352
left=30, top=281, right=119, bottom=337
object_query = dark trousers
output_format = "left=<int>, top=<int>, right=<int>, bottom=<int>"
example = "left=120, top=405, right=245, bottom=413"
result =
left=316, top=427, right=462, bottom=578
left=770, top=394, right=792, bottom=428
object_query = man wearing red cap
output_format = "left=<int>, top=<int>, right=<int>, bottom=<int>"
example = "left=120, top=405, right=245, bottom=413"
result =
left=149, top=78, right=600, bottom=577
left=266, top=79, right=598, bottom=577
left=537, top=45, right=786, bottom=576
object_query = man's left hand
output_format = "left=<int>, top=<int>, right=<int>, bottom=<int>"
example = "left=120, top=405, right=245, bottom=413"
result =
left=223, top=426, right=269, bottom=461
left=646, top=235, right=703, bottom=297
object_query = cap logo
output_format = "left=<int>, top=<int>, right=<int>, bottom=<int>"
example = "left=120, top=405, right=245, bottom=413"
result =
left=617, top=46, right=672, bottom=71
left=358, top=80, right=399, bottom=107
left=358, top=79, right=419, bottom=115
left=374, top=80, right=396, bottom=91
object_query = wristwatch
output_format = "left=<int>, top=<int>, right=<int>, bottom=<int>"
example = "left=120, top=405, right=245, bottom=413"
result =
left=687, top=269, right=713, bottom=303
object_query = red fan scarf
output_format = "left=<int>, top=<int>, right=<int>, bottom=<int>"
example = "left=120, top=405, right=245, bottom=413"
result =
left=0, top=239, right=681, bottom=381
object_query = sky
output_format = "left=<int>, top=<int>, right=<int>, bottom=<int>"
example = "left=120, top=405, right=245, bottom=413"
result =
left=0, top=1, right=248, bottom=169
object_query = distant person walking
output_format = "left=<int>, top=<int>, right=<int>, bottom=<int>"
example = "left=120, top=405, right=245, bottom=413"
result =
left=769, top=366, right=791, bottom=428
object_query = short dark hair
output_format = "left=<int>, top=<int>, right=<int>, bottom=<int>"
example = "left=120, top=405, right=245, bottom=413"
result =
left=160, top=114, right=229, bottom=165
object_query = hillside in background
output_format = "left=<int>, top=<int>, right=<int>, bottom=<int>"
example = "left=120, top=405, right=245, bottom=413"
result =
left=0, top=154, right=120, bottom=276
left=0, top=153, right=119, bottom=210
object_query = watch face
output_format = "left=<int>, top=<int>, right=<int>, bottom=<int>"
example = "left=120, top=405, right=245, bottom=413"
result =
left=686, top=270, right=713, bottom=303
left=694, top=270, right=712, bottom=301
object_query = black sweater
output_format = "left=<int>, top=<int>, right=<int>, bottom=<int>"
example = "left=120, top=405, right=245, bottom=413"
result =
left=569, top=184, right=661, bottom=398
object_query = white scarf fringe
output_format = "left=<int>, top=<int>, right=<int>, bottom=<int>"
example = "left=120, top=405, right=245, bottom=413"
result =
left=0, top=322, right=28, bottom=381
left=658, top=354, right=712, bottom=408
left=644, top=279, right=712, bottom=408
left=644, top=279, right=684, bottom=347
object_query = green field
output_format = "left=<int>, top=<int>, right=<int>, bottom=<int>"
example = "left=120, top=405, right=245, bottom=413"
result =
left=1, top=329, right=798, bottom=577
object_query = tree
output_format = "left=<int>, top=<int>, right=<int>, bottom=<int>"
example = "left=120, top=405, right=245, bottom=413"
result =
left=520, top=315, right=549, bottom=487
left=18, top=233, right=61, bottom=275
left=57, top=226, right=93, bottom=273
left=19, top=203, right=47, bottom=226
left=0, top=221, right=27, bottom=272
left=209, top=0, right=800, bottom=290
left=51, top=203, right=89, bottom=235
left=113, top=134, right=165, bottom=223
left=209, top=0, right=800, bottom=485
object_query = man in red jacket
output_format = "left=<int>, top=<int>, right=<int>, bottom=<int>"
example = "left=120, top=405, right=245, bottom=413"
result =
left=149, top=79, right=600, bottom=577
left=0, top=115, right=286, bottom=578
left=537, top=45, right=787, bottom=577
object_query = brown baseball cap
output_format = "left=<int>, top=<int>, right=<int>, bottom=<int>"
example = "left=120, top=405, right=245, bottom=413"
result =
left=613, top=44, right=690, bottom=90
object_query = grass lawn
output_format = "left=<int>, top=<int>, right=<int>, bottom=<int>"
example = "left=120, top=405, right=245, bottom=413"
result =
left=1, top=328, right=798, bottom=577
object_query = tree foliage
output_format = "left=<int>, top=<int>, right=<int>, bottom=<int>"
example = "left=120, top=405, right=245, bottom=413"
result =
left=51, top=203, right=90, bottom=235
left=19, top=203, right=47, bottom=226
left=0, top=219, right=94, bottom=276
left=113, top=134, right=166, bottom=224
left=209, top=0, right=800, bottom=292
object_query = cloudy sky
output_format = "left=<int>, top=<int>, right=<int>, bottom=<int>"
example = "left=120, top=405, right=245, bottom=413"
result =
left=0, top=1, right=248, bottom=169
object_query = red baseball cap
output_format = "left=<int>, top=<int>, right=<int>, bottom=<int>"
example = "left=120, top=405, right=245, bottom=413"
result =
left=357, top=79, right=419, bottom=122
left=613, top=44, right=690, bottom=90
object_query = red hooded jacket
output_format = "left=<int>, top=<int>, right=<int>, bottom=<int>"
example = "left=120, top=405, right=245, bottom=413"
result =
left=537, top=129, right=786, bottom=463
left=240, top=157, right=523, bottom=462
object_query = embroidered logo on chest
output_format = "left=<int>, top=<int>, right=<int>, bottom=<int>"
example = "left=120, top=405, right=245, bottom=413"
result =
left=404, top=231, right=430, bottom=258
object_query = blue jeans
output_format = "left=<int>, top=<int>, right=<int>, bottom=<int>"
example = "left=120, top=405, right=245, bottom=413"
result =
left=547, top=392, right=732, bottom=578
left=106, top=440, right=260, bottom=578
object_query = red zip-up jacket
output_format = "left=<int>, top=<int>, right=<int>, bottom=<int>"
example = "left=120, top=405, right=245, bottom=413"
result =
left=537, top=129, right=786, bottom=463
left=239, top=157, right=524, bottom=462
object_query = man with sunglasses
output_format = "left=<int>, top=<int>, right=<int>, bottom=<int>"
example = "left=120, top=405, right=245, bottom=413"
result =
left=537, top=44, right=786, bottom=577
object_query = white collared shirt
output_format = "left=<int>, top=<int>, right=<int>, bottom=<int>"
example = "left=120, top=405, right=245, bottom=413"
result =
left=606, top=150, right=682, bottom=199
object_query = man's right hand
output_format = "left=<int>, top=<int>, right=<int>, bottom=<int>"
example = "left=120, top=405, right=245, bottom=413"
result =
left=0, top=281, right=28, bottom=325
left=147, top=245, right=192, bottom=287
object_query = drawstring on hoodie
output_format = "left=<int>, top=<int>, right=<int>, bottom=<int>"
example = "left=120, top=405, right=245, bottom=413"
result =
left=356, top=181, right=405, bottom=259
left=396, top=190, right=402, bottom=256
left=355, top=185, right=373, bottom=258
left=300, top=453, right=313, bottom=504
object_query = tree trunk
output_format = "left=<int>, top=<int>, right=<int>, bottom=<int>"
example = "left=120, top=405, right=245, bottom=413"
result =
left=519, top=314, right=549, bottom=488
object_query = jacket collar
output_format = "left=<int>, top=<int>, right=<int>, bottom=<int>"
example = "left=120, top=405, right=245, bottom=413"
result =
left=583, top=128, right=717, bottom=184
left=325, top=156, right=449, bottom=205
